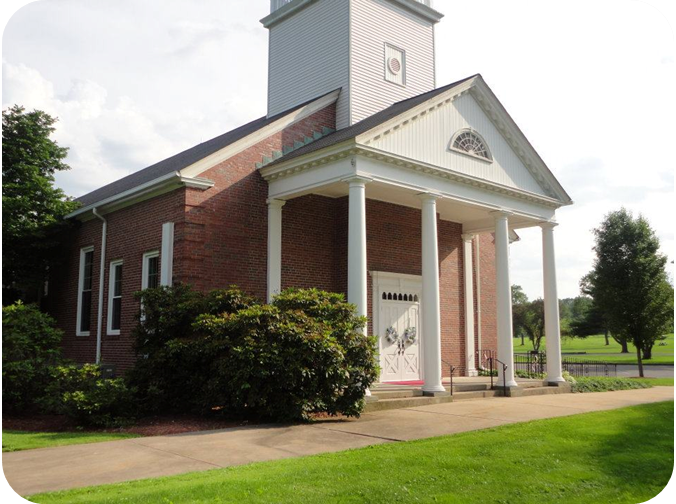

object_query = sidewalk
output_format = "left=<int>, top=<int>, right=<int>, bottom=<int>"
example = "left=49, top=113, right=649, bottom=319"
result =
left=4, top=386, right=674, bottom=496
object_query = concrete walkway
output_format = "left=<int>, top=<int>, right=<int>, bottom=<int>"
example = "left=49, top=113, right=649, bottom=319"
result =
left=3, top=387, right=674, bottom=496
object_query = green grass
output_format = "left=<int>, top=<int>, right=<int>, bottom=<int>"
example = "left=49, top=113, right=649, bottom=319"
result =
left=28, top=402, right=674, bottom=504
left=2, top=430, right=140, bottom=453
left=516, top=333, right=674, bottom=365
left=632, top=377, right=674, bottom=386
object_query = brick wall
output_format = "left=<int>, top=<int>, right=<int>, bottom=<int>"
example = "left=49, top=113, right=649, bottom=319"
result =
left=50, top=190, right=185, bottom=371
left=50, top=100, right=499, bottom=378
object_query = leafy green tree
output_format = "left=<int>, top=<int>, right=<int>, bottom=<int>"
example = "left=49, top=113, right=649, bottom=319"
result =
left=2, top=105, right=79, bottom=303
left=585, top=209, right=673, bottom=376
left=511, top=285, right=529, bottom=346
left=513, top=299, right=546, bottom=352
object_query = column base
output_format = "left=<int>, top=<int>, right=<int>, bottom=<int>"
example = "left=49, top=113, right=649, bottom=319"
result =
left=423, top=389, right=451, bottom=397
left=467, top=369, right=479, bottom=377
left=547, top=377, right=567, bottom=386
left=497, top=380, right=519, bottom=388
left=422, top=384, right=447, bottom=395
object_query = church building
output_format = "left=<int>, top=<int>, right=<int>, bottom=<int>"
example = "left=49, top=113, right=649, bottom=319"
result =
left=50, top=0, right=573, bottom=392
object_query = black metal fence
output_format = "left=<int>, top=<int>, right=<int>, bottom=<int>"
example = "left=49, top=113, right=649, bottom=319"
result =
left=477, top=349, right=618, bottom=378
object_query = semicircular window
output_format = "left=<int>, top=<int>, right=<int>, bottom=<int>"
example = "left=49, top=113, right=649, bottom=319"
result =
left=451, top=130, right=492, bottom=161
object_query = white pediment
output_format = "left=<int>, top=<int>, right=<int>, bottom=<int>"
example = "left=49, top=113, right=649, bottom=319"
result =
left=360, top=83, right=568, bottom=202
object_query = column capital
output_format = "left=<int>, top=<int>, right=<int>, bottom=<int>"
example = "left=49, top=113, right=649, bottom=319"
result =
left=539, top=220, right=559, bottom=230
left=266, top=198, right=287, bottom=208
left=417, top=192, right=443, bottom=202
left=461, top=233, right=475, bottom=242
left=490, top=209, right=513, bottom=221
left=342, top=175, right=373, bottom=187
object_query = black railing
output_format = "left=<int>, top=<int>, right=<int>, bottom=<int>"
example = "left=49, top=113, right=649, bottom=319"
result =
left=442, top=359, right=456, bottom=396
left=514, top=351, right=617, bottom=378
left=562, top=357, right=617, bottom=377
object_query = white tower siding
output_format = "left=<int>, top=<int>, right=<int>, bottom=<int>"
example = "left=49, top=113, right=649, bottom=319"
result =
left=266, top=0, right=440, bottom=129
left=350, top=0, right=435, bottom=125
left=267, top=0, right=351, bottom=127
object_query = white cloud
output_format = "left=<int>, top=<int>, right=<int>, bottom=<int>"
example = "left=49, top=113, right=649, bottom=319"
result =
left=2, top=0, right=674, bottom=299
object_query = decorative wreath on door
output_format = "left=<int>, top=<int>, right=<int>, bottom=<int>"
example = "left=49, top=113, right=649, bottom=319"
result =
left=403, top=327, right=417, bottom=344
left=385, top=326, right=400, bottom=344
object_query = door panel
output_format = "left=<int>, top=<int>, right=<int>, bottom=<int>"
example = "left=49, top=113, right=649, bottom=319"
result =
left=379, top=299, right=421, bottom=382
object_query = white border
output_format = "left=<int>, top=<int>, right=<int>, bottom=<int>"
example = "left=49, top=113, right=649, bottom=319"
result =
left=106, top=259, right=123, bottom=336
left=76, top=246, right=94, bottom=336
left=141, top=250, right=160, bottom=290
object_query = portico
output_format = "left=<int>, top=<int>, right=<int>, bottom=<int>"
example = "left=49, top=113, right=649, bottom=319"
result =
left=259, top=74, right=572, bottom=392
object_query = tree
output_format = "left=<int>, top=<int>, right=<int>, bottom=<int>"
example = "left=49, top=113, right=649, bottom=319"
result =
left=584, top=209, right=673, bottom=377
left=569, top=300, right=608, bottom=340
left=511, top=285, right=529, bottom=346
left=2, top=105, right=79, bottom=304
left=513, top=299, right=546, bottom=352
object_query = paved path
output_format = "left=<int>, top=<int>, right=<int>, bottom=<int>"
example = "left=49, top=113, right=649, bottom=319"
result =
left=3, top=387, right=673, bottom=496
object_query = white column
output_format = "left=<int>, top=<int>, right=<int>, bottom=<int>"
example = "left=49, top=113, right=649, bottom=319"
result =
left=346, top=177, right=370, bottom=329
left=420, top=194, right=445, bottom=393
left=267, top=199, right=286, bottom=302
left=462, top=234, right=478, bottom=377
left=160, top=222, right=174, bottom=287
left=541, top=222, right=565, bottom=383
left=493, top=211, right=518, bottom=387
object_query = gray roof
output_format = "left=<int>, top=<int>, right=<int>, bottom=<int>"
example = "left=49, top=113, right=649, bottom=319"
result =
left=265, top=74, right=478, bottom=167
left=77, top=77, right=477, bottom=208
left=76, top=91, right=339, bottom=207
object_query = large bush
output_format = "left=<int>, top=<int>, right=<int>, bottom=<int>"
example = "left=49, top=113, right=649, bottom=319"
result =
left=127, top=285, right=257, bottom=413
left=128, top=285, right=378, bottom=421
left=41, top=364, right=137, bottom=427
left=2, top=302, right=64, bottom=413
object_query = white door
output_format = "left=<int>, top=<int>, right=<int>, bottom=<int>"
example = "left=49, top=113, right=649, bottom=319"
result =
left=379, top=295, right=421, bottom=382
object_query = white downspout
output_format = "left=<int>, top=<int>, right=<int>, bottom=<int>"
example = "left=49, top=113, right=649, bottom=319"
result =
left=92, top=208, right=107, bottom=365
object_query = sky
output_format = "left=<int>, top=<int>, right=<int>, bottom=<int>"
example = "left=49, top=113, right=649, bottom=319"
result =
left=2, top=0, right=675, bottom=300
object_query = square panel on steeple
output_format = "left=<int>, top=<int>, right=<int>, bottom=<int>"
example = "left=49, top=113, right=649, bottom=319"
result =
left=385, top=43, right=406, bottom=87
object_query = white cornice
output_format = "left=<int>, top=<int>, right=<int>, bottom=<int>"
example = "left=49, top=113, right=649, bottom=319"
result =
left=355, top=75, right=572, bottom=205
left=261, top=0, right=443, bottom=28
left=66, top=173, right=214, bottom=221
left=262, top=142, right=567, bottom=209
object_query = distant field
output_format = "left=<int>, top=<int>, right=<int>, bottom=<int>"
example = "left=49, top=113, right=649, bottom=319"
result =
left=516, top=333, right=674, bottom=365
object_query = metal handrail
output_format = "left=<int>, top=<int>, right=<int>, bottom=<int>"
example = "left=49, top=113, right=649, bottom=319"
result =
left=441, top=359, right=455, bottom=396
left=494, top=357, right=508, bottom=396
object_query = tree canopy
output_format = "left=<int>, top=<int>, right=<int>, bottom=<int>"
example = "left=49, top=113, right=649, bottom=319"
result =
left=2, top=105, right=79, bottom=303
left=584, top=208, right=673, bottom=376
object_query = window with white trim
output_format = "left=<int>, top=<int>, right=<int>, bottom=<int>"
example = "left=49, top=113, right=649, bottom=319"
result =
left=76, top=247, right=94, bottom=336
left=451, top=129, right=492, bottom=161
left=142, top=251, right=160, bottom=290
left=107, top=260, right=123, bottom=335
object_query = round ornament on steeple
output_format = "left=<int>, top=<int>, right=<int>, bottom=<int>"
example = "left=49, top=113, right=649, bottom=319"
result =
left=388, top=57, right=402, bottom=75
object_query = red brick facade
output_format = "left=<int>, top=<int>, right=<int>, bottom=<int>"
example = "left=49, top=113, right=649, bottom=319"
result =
left=50, top=103, right=498, bottom=377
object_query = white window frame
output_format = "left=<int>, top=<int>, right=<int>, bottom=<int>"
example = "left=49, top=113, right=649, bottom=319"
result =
left=107, top=259, right=124, bottom=336
left=141, top=251, right=160, bottom=290
left=76, top=246, right=95, bottom=336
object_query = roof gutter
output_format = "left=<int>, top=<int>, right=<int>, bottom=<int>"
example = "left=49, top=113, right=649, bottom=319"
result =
left=92, top=207, right=107, bottom=365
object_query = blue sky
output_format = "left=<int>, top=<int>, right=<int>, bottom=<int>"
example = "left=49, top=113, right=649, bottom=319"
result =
left=2, top=0, right=674, bottom=300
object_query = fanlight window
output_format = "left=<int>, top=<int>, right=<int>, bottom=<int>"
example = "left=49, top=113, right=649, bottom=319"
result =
left=451, top=130, right=492, bottom=161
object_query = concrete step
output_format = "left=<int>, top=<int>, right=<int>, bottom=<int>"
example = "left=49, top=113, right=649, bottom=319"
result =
left=370, top=389, right=424, bottom=400
left=506, top=384, right=572, bottom=397
left=364, top=394, right=452, bottom=413
left=452, top=390, right=503, bottom=400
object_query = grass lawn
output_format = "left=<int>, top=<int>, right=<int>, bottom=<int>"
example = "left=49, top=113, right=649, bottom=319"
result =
left=516, top=333, right=674, bottom=365
left=28, top=401, right=674, bottom=504
left=632, top=378, right=674, bottom=386
left=2, top=430, right=140, bottom=453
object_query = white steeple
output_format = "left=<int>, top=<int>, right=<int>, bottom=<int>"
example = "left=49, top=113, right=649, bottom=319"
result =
left=262, top=0, right=443, bottom=129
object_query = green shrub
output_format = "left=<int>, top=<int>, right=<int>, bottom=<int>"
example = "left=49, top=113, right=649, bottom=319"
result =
left=129, top=285, right=378, bottom=421
left=2, top=302, right=64, bottom=413
left=42, top=364, right=137, bottom=427
left=127, top=285, right=254, bottom=414
left=571, top=376, right=652, bottom=393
